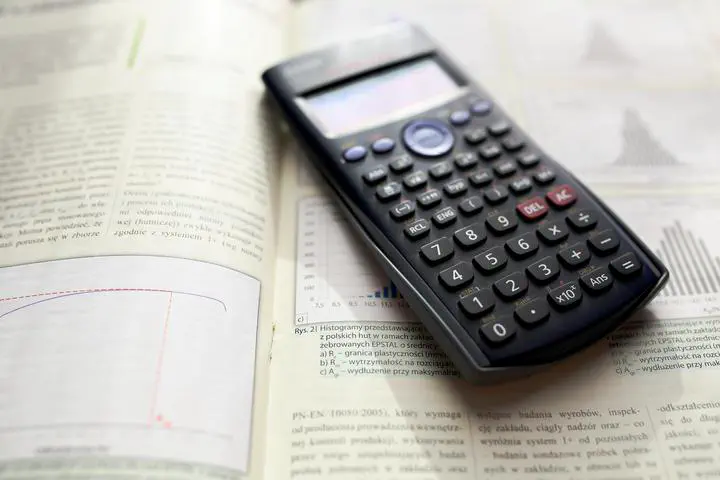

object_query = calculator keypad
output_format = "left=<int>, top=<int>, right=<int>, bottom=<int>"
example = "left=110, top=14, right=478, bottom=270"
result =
left=342, top=92, right=657, bottom=366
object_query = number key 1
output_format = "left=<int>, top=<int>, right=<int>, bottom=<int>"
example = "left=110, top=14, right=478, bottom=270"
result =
left=459, top=289, right=495, bottom=318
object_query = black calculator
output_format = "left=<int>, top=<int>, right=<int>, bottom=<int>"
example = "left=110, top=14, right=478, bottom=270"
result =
left=262, top=22, right=668, bottom=382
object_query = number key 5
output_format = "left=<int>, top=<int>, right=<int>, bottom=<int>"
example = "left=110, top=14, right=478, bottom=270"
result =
left=473, top=246, right=507, bottom=274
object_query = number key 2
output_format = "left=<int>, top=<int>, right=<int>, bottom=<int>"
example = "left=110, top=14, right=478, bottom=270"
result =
left=494, top=272, right=528, bottom=300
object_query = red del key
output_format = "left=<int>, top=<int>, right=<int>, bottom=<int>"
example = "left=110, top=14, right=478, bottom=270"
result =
left=546, top=184, right=577, bottom=208
left=516, top=196, right=549, bottom=220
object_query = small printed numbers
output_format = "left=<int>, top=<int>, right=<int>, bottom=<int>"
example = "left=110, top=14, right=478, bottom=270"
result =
left=420, top=237, right=454, bottom=264
left=473, top=246, right=508, bottom=274
left=493, top=272, right=528, bottom=300
left=548, top=281, right=583, bottom=309
left=480, top=319, right=517, bottom=344
left=459, top=289, right=495, bottom=318
left=526, top=256, right=560, bottom=283
left=454, top=223, right=487, bottom=249
left=439, top=262, right=474, bottom=291
left=486, top=211, right=518, bottom=234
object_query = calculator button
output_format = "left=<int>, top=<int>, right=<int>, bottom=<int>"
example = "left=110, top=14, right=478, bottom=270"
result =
left=486, top=211, right=518, bottom=234
left=454, top=152, right=478, bottom=170
left=470, top=99, right=493, bottom=116
left=343, top=145, right=367, bottom=162
left=548, top=281, right=582, bottom=310
left=389, top=154, right=414, bottom=173
left=558, top=243, right=591, bottom=268
left=588, top=229, right=620, bottom=255
left=429, top=161, right=453, bottom=179
left=484, top=185, right=509, bottom=205
left=432, top=206, right=458, bottom=228
left=546, top=184, right=577, bottom=209
left=493, top=160, right=517, bottom=178
left=376, top=182, right=402, bottom=202
left=449, top=110, right=471, bottom=126
left=537, top=222, right=569, bottom=244
left=505, top=233, right=539, bottom=259
left=390, top=201, right=415, bottom=221
left=515, top=299, right=550, bottom=326
left=459, top=196, right=484, bottom=216
left=362, top=166, right=388, bottom=185
left=494, top=272, right=528, bottom=300
left=580, top=267, right=614, bottom=293
left=420, top=237, right=454, bottom=264
left=439, top=262, right=474, bottom=291
left=371, top=137, right=395, bottom=154
left=403, top=171, right=428, bottom=190
left=526, top=256, right=560, bottom=283
left=610, top=253, right=642, bottom=277
left=501, top=135, right=525, bottom=152
left=516, top=196, right=549, bottom=221
left=488, top=121, right=511, bottom=136
left=403, top=119, right=455, bottom=158
left=480, top=319, right=517, bottom=344
left=454, top=223, right=486, bottom=249
left=509, top=176, right=532, bottom=195
left=444, top=179, right=468, bottom=198
left=468, top=169, right=493, bottom=187
left=567, top=210, right=597, bottom=231
left=459, top=289, right=495, bottom=318
left=533, top=168, right=555, bottom=185
left=517, top=152, right=540, bottom=168
left=417, top=189, right=442, bottom=209
left=464, top=128, right=487, bottom=145
left=404, top=219, right=430, bottom=240
left=473, top=246, right=508, bottom=274
left=479, top=143, right=502, bottom=160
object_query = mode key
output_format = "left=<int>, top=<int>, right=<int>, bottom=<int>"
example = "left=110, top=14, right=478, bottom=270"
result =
left=548, top=281, right=583, bottom=310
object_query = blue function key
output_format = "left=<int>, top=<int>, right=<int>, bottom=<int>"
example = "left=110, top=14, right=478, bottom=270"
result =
left=342, top=145, right=367, bottom=162
left=470, top=99, right=493, bottom=116
left=372, top=137, right=395, bottom=154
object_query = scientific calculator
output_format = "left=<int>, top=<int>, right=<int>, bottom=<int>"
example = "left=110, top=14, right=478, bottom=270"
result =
left=262, top=22, right=669, bottom=382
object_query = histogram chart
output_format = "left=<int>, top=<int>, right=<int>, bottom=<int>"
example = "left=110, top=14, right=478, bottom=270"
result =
left=295, top=197, right=415, bottom=325
left=604, top=197, right=720, bottom=319
left=0, top=256, right=260, bottom=472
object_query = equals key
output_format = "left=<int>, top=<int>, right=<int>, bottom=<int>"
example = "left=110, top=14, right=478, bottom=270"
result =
left=610, top=253, right=642, bottom=277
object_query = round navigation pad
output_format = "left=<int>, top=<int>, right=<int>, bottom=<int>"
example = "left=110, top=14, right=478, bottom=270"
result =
left=402, top=119, right=455, bottom=158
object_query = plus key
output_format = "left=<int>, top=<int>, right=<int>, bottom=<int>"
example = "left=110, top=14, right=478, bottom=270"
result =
left=516, top=196, right=549, bottom=221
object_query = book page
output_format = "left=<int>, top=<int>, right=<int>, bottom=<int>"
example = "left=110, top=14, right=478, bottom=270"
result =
left=264, top=0, right=720, bottom=478
left=0, top=0, right=288, bottom=478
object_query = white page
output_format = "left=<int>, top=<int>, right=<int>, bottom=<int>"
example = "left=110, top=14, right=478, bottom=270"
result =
left=0, top=0, right=289, bottom=477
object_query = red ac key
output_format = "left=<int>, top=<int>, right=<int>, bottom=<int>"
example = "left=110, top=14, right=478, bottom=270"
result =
left=546, top=184, right=577, bottom=208
left=516, top=196, right=549, bottom=221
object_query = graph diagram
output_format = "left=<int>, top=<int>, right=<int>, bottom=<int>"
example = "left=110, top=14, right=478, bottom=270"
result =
left=614, top=109, right=680, bottom=167
left=0, top=256, right=260, bottom=472
left=295, top=197, right=415, bottom=325
left=603, top=197, right=720, bottom=319
left=653, top=221, right=720, bottom=297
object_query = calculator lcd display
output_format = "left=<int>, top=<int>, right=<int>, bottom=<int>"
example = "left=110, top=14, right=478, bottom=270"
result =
left=303, top=58, right=459, bottom=137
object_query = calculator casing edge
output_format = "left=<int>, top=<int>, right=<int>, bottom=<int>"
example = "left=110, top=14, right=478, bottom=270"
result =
left=261, top=23, right=669, bottom=383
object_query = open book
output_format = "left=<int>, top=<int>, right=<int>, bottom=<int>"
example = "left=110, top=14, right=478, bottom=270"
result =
left=1, top=0, right=720, bottom=478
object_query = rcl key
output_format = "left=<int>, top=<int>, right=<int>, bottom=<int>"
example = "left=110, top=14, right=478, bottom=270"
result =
left=548, top=281, right=582, bottom=310
left=516, top=196, right=549, bottom=221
